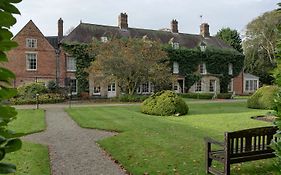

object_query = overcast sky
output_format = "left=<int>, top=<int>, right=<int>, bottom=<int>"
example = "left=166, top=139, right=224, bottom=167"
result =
left=11, top=0, right=279, bottom=37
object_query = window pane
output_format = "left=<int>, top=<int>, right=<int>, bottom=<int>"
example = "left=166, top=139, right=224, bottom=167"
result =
left=67, top=57, right=76, bottom=71
left=26, top=53, right=37, bottom=70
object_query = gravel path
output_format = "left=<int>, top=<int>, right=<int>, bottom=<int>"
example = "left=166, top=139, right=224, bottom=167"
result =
left=23, top=108, right=126, bottom=175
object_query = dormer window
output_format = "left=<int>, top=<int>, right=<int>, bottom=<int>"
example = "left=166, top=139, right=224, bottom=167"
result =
left=172, top=42, right=179, bottom=49
left=101, top=37, right=108, bottom=43
left=173, top=62, right=179, bottom=74
left=26, top=38, right=37, bottom=48
left=228, top=63, right=233, bottom=75
left=199, top=63, right=207, bottom=74
left=200, top=42, right=206, bottom=52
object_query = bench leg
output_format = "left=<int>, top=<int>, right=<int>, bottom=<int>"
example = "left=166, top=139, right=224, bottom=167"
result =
left=205, top=142, right=212, bottom=174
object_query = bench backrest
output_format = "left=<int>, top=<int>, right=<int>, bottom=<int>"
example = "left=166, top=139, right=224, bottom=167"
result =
left=225, top=126, right=278, bottom=157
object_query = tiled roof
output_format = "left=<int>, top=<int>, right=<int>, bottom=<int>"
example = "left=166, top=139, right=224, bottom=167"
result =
left=45, top=36, right=59, bottom=49
left=61, top=23, right=233, bottom=50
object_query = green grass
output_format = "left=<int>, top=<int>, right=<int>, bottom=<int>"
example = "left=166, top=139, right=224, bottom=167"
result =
left=5, top=109, right=50, bottom=175
left=66, top=102, right=279, bottom=175
left=9, top=109, right=46, bottom=135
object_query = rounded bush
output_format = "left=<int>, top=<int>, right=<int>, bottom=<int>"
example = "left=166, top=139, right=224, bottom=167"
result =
left=17, top=82, right=47, bottom=98
left=247, top=86, right=279, bottom=109
left=141, top=90, right=188, bottom=116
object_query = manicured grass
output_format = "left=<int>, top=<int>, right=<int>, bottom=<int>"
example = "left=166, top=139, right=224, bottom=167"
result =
left=9, top=109, right=46, bottom=135
left=66, top=102, right=279, bottom=174
left=6, top=109, right=50, bottom=175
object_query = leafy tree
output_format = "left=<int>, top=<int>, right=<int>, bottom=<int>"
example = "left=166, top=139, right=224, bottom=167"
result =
left=0, top=0, right=22, bottom=173
left=243, top=9, right=281, bottom=85
left=215, top=27, right=243, bottom=53
left=88, top=38, right=173, bottom=95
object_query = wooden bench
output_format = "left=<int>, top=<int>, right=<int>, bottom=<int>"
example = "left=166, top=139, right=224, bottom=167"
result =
left=205, top=126, right=278, bottom=175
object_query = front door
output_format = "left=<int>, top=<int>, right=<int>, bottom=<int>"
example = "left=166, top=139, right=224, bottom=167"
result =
left=107, top=83, right=116, bottom=98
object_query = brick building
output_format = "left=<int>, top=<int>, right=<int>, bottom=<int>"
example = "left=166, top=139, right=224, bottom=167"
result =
left=6, top=13, right=258, bottom=96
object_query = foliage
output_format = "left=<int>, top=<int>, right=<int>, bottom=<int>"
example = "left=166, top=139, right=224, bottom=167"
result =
left=62, top=43, right=95, bottom=94
left=165, top=46, right=244, bottom=93
left=89, top=38, right=173, bottom=95
left=0, top=0, right=23, bottom=173
left=216, top=93, right=233, bottom=99
left=17, top=82, right=47, bottom=98
left=10, top=93, right=65, bottom=105
left=118, top=94, right=149, bottom=102
left=67, top=102, right=277, bottom=174
left=141, top=90, right=188, bottom=116
left=180, top=93, right=214, bottom=99
left=243, top=10, right=281, bottom=85
left=247, top=86, right=279, bottom=109
left=216, top=27, right=243, bottom=53
left=46, top=80, right=58, bottom=93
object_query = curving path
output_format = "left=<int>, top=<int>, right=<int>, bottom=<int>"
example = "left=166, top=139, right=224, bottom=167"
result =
left=23, top=107, right=125, bottom=175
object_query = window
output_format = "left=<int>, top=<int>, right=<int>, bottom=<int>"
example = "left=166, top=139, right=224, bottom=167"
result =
left=26, top=38, right=37, bottom=48
left=67, top=57, right=76, bottom=71
left=173, top=62, right=179, bottom=74
left=93, top=86, right=101, bottom=95
left=195, top=80, right=202, bottom=92
left=199, top=63, right=207, bottom=74
left=172, top=42, right=179, bottom=49
left=142, top=83, right=149, bottom=93
left=101, top=37, right=108, bottom=43
left=26, top=53, right=37, bottom=70
left=69, top=79, right=77, bottom=94
left=108, top=83, right=116, bottom=92
left=137, top=82, right=153, bottom=94
left=228, top=79, right=233, bottom=92
left=200, top=42, right=207, bottom=52
left=209, top=80, right=216, bottom=92
left=228, top=63, right=233, bottom=75
left=245, top=80, right=258, bottom=92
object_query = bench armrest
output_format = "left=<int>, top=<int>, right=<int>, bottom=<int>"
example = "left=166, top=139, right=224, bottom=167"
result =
left=204, top=137, right=224, bottom=147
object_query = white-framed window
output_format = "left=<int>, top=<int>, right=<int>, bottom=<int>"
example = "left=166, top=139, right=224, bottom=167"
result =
left=245, top=79, right=258, bottom=92
left=195, top=80, right=202, bottom=92
left=101, top=36, right=108, bottom=43
left=142, top=82, right=149, bottom=93
left=137, top=82, right=153, bottom=94
left=26, top=38, right=37, bottom=48
left=173, top=62, right=179, bottom=74
left=209, top=80, right=216, bottom=92
left=67, top=56, right=76, bottom=72
left=93, top=86, right=101, bottom=95
left=108, top=83, right=116, bottom=92
left=70, top=79, right=77, bottom=95
left=228, top=79, right=233, bottom=92
left=228, top=63, right=233, bottom=75
left=172, top=42, right=179, bottom=49
left=199, top=63, right=207, bottom=74
left=26, top=52, right=37, bottom=70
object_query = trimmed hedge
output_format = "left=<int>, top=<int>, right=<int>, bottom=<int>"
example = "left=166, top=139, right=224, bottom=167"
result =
left=180, top=93, right=214, bottom=99
left=247, top=86, right=279, bottom=109
left=141, top=90, right=188, bottom=116
left=10, top=93, right=65, bottom=105
left=119, top=94, right=149, bottom=102
left=217, top=93, right=232, bottom=99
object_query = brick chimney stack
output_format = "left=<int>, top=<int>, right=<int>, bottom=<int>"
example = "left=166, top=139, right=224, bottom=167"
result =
left=171, top=19, right=178, bottom=33
left=58, top=18, right=63, bottom=42
left=118, top=13, right=128, bottom=29
left=200, top=23, right=210, bottom=37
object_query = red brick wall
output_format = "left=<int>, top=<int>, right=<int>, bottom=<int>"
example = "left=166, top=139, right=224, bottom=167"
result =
left=5, top=20, right=56, bottom=87
left=233, top=71, right=243, bottom=95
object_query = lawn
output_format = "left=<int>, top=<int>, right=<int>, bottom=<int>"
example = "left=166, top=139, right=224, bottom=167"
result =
left=66, top=102, right=279, bottom=175
left=4, top=109, right=50, bottom=175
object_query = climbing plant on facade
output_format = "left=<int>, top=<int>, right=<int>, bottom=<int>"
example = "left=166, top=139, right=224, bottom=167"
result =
left=0, top=0, right=22, bottom=173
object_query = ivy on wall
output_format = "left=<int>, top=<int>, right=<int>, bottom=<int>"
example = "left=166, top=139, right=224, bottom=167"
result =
left=63, top=43, right=244, bottom=94
left=62, top=43, right=95, bottom=94
left=165, top=46, right=244, bottom=93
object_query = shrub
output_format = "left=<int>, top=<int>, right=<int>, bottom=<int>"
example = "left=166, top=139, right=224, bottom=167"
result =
left=217, top=93, right=233, bottom=99
left=141, top=90, right=188, bottom=116
left=247, top=86, right=279, bottom=109
left=119, top=94, right=149, bottom=102
left=10, top=93, right=65, bottom=105
left=180, top=93, right=214, bottom=99
left=17, top=82, right=47, bottom=98
left=47, top=80, right=58, bottom=93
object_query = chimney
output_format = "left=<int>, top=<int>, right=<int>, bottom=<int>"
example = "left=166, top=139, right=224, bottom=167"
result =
left=58, top=18, right=63, bottom=42
left=200, top=23, right=210, bottom=37
left=118, top=13, right=128, bottom=29
left=171, top=19, right=178, bottom=33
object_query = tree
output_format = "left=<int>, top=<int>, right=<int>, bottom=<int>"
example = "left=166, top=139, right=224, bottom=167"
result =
left=88, top=38, right=173, bottom=95
left=0, top=0, right=22, bottom=173
left=215, top=28, right=243, bottom=53
left=243, top=9, right=281, bottom=84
